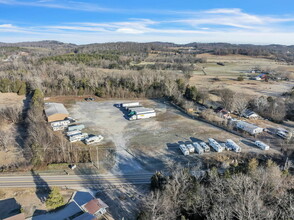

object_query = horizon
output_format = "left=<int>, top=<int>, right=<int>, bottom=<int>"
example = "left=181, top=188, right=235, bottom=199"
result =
left=0, top=0, right=294, bottom=44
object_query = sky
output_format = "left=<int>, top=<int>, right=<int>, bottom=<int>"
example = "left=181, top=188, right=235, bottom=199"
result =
left=0, top=0, right=294, bottom=45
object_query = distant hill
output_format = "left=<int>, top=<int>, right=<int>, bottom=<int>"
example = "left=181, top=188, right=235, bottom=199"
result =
left=0, top=40, right=76, bottom=49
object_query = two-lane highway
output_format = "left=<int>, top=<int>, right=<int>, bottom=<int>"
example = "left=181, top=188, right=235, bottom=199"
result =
left=0, top=173, right=153, bottom=188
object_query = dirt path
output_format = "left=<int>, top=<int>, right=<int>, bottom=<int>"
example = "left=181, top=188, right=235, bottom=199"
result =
left=69, top=101, right=146, bottom=175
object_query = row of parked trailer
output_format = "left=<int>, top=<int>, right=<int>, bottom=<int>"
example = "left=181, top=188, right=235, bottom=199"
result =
left=179, top=138, right=270, bottom=156
left=119, top=102, right=156, bottom=120
left=50, top=119, right=103, bottom=145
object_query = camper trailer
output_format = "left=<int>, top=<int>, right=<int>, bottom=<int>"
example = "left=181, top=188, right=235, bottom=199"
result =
left=85, top=135, right=104, bottom=145
left=192, top=142, right=204, bottom=154
left=199, top=142, right=210, bottom=152
left=225, top=139, right=241, bottom=152
left=186, top=144, right=195, bottom=153
left=254, top=141, right=270, bottom=150
left=69, top=133, right=88, bottom=142
left=208, top=138, right=224, bottom=152
left=179, top=144, right=189, bottom=156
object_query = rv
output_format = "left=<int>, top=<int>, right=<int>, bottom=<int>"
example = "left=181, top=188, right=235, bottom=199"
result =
left=51, top=119, right=71, bottom=127
left=225, top=139, right=241, bottom=152
left=186, top=144, right=195, bottom=153
left=254, top=141, right=270, bottom=150
left=85, top=135, right=104, bottom=145
left=192, top=142, right=204, bottom=154
left=52, top=125, right=67, bottom=131
left=66, top=130, right=82, bottom=137
left=208, top=138, right=224, bottom=152
left=179, top=144, right=189, bottom=156
left=199, top=142, right=210, bottom=152
left=69, top=133, right=88, bottom=142
left=68, top=124, right=85, bottom=131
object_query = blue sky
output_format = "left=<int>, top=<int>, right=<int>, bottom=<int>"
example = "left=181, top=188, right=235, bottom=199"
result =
left=0, top=0, right=294, bottom=44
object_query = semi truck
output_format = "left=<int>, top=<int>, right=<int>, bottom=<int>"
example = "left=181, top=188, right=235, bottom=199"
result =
left=225, top=139, right=241, bottom=152
left=192, top=142, right=204, bottom=154
left=69, top=133, right=88, bottom=142
left=68, top=124, right=85, bottom=131
left=199, top=142, right=210, bottom=152
left=179, top=144, right=189, bottom=156
left=129, top=109, right=156, bottom=120
left=85, top=135, right=104, bottom=145
left=208, top=138, right=224, bottom=152
left=254, top=141, right=270, bottom=150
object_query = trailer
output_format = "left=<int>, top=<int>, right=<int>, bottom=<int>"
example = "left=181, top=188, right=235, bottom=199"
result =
left=254, top=141, right=270, bottom=150
left=121, top=102, right=140, bottom=109
left=208, top=138, right=224, bottom=152
left=186, top=144, right=195, bottom=153
left=225, top=139, right=241, bottom=152
left=69, top=133, right=88, bottom=142
left=129, top=110, right=156, bottom=120
left=51, top=119, right=70, bottom=127
left=192, top=142, right=204, bottom=154
left=85, top=135, right=104, bottom=145
left=68, top=124, right=85, bottom=131
left=66, top=130, right=82, bottom=137
left=126, top=106, right=143, bottom=112
left=199, top=142, right=210, bottom=152
left=179, top=144, right=189, bottom=156
left=52, top=125, right=67, bottom=131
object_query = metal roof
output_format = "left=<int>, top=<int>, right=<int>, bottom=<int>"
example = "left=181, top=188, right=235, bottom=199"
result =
left=44, top=103, right=69, bottom=117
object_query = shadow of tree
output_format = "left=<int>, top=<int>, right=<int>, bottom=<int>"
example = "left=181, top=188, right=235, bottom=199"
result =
left=31, top=169, right=51, bottom=203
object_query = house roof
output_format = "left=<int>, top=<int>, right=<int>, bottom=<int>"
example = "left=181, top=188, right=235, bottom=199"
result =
left=236, top=121, right=261, bottom=130
left=83, top=199, right=108, bottom=215
left=73, top=191, right=95, bottom=207
left=4, top=213, right=25, bottom=220
left=72, top=213, right=97, bottom=220
left=44, top=102, right=69, bottom=117
left=0, top=198, right=21, bottom=219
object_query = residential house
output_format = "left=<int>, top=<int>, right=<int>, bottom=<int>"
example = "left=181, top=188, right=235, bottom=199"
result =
left=241, top=109, right=259, bottom=119
left=236, top=120, right=263, bottom=135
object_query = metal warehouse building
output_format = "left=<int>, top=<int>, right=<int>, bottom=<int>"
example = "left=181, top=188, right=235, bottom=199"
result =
left=44, top=102, right=69, bottom=122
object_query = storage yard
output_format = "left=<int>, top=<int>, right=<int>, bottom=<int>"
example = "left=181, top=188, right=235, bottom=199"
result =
left=61, top=99, right=281, bottom=173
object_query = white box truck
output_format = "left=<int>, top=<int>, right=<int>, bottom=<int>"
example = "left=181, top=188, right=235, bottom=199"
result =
left=254, top=141, right=270, bottom=150
left=186, top=144, right=195, bottom=153
left=179, top=144, right=189, bottom=156
left=225, top=139, right=241, bottom=152
left=192, top=142, right=204, bottom=154
left=199, top=142, right=210, bottom=152
left=85, top=135, right=104, bottom=145
left=208, top=138, right=224, bottom=152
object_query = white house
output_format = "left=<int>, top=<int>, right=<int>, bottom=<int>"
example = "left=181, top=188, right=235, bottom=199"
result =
left=241, top=109, right=259, bottom=119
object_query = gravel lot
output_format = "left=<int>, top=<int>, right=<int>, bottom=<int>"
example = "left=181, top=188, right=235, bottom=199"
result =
left=68, top=99, right=281, bottom=174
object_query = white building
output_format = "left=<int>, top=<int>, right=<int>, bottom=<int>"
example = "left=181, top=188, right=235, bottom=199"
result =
left=236, top=121, right=263, bottom=135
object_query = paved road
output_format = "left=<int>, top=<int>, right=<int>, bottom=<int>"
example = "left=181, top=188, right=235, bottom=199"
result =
left=0, top=173, right=153, bottom=188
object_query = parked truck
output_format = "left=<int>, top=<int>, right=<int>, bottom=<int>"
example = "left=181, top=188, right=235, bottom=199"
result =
left=179, top=144, right=189, bottom=156
left=129, top=109, right=156, bottom=120
left=85, top=135, right=104, bottom=145
left=192, top=142, right=204, bottom=154
left=208, top=138, right=224, bottom=152
left=225, top=139, right=241, bottom=152
left=199, top=142, right=210, bottom=152
left=69, top=133, right=88, bottom=143
left=68, top=124, right=85, bottom=131
left=254, top=141, right=270, bottom=150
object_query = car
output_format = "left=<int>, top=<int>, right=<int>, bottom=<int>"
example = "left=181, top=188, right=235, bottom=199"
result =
left=85, top=97, right=95, bottom=101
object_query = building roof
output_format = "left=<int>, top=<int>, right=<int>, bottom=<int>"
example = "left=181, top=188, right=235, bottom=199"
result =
left=236, top=120, right=261, bottom=130
left=44, top=102, right=69, bottom=117
left=4, top=213, right=25, bottom=220
left=73, top=191, right=95, bottom=207
left=72, top=213, right=97, bottom=220
left=0, top=198, right=22, bottom=219
left=83, top=199, right=108, bottom=215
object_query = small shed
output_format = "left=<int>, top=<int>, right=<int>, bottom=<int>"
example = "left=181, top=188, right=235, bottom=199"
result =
left=241, top=109, right=259, bottom=119
left=44, top=103, right=69, bottom=122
